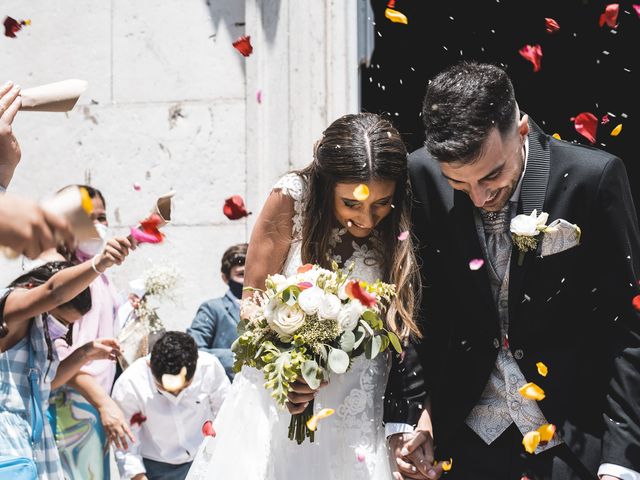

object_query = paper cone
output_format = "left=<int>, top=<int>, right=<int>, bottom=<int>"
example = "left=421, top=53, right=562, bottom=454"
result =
left=153, top=191, right=176, bottom=227
left=19, top=79, right=88, bottom=112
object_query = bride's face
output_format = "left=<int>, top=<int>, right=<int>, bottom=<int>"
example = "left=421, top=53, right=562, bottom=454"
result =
left=333, top=180, right=396, bottom=238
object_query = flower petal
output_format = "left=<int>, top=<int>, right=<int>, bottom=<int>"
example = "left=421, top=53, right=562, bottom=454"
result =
left=601, top=114, right=610, bottom=125
left=79, top=187, right=95, bottom=215
left=130, top=226, right=163, bottom=244
left=518, top=44, right=543, bottom=72
left=552, top=133, right=561, bottom=140
left=346, top=280, right=377, bottom=308
left=223, top=195, right=250, bottom=220
left=232, top=35, right=253, bottom=57
left=297, top=264, right=314, bottom=274
left=133, top=182, right=141, bottom=191
left=599, top=4, right=619, bottom=28
left=634, top=4, right=640, bottom=18
left=573, top=112, right=598, bottom=144
left=536, top=362, right=548, bottom=377
left=469, top=258, right=485, bottom=271
left=385, top=8, right=408, bottom=24
left=610, top=124, right=622, bottom=137
left=518, top=382, right=546, bottom=401
left=353, top=184, right=370, bottom=201
left=306, top=408, right=335, bottom=431
left=523, top=431, right=541, bottom=454
left=545, top=18, right=560, bottom=34
left=355, top=447, right=366, bottom=462
left=202, top=420, right=217, bottom=437
left=256, top=89, right=263, bottom=104
left=632, top=294, right=640, bottom=312
left=441, top=458, right=453, bottom=472
left=130, top=412, right=147, bottom=427
left=398, top=231, right=410, bottom=241
left=537, top=423, right=556, bottom=444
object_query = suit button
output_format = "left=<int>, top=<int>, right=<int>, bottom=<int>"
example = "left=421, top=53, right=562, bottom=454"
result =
left=514, top=349, right=524, bottom=360
left=493, top=338, right=500, bottom=349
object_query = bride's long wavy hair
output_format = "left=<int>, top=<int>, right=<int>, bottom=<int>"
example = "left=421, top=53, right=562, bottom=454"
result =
left=297, top=113, right=422, bottom=341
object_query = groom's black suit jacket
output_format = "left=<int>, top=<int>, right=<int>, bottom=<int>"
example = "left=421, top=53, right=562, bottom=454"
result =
left=384, top=119, right=640, bottom=473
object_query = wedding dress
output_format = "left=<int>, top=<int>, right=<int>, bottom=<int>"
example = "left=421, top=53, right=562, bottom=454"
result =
left=192, top=174, right=393, bottom=479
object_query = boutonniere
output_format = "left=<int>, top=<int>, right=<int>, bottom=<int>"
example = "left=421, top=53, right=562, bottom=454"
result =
left=510, top=210, right=551, bottom=265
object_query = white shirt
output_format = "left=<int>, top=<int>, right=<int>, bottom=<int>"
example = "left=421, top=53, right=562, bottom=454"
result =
left=112, top=351, right=230, bottom=479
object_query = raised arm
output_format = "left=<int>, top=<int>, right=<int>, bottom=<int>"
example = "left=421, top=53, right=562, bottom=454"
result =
left=242, top=190, right=296, bottom=298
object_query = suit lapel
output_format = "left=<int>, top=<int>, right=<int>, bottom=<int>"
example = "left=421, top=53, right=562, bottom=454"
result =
left=222, top=290, right=240, bottom=324
left=508, top=118, right=551, bottom=323
left=452, top=189, right=499, bottom=326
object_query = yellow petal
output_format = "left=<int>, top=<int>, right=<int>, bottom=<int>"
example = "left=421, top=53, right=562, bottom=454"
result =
left=79, top=187, right=95, bottom=214
left=353, top=184, right=370, bottom=201
left=537, top=423, right=556, bottom=444
left=518, top=382, right=546, bottom=401
left=162, top=366, right=187, bottom=392
left=522, top=431, right=541, bottom=454
left=552, top=133, right=561, bottom=140
left=306, top=408, right=335, bottom=431
left=385, top=8, right=408, bottom=24
left=536, top=362, right=548, bottom=377
left=611, top=124, right=623, bottom=136
left=441, top=458, right=453, bottom=472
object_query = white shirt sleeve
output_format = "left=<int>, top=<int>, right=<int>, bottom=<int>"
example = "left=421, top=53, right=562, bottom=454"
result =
left=385, top=422, right=414, bottom=438
left=206, top=355, right=231, bottom=417
left=112, top=376, right=146, bottom=479
left=598, top=463, right=640, bottom=480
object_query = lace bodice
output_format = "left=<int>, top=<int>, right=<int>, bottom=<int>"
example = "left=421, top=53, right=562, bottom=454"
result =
left=274, top=173, right=385, bottom=284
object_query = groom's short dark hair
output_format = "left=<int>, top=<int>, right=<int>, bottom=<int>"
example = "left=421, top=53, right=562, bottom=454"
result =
left=422, top=62, right=517, bottom=163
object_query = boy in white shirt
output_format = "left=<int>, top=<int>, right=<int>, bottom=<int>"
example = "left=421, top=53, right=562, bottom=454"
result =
left=112, top=331, right=230, bottom=480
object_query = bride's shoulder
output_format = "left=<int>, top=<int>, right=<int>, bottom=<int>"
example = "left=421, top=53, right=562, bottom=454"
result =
left=273, top=173, right=306, bottom=202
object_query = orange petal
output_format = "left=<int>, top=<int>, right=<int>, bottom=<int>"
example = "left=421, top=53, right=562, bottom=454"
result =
left=385, top=8, right=408, bottom=24
left=306, top=408, right=335, bottom=431
left=441, top=458, right=453, bottom=472
left=552, top=133, right=561, bottom=140
left=522, top=430, right=541, bottom=454
left=537, top=423, right=556, bottom=444
left=353, top=184, right=370, bottom=201
left=297, top=264, right=314, bottom=274
left=611, top=124, right=623, bottom=136
left=536, top=362, right=548, bottom=377
left=518, top=382, right=546, bottom=401
left=79, top=187, right=94, bottom=215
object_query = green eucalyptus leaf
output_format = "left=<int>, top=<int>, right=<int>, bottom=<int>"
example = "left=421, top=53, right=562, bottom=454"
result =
left=360, top=319, right=374, bottom=336
left=327, top=348, right=350, bottom=374
left=301, top=359, right=321, bottom=389
left=364, top=335, right=382, bottom=360
left=353, top=326, right=367, bottom=349
left=340, top=330, right=356, bottom=352
left=387, top=331, right=403, bottom=354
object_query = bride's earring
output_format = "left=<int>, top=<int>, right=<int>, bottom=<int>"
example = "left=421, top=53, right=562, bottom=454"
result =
left=347, top=220, right=353, bottom=228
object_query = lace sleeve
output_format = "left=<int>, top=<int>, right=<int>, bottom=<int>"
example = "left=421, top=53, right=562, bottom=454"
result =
left=273, top=173, right=305, bottom=238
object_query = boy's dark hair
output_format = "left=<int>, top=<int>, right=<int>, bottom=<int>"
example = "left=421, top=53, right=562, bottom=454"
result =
left=9, top=261, right=92, bottom=315
left=150, top=331, right=199, bottom=382
left=221, top=243, right=248, bottom=278
left=422, top=61, right=518, bottom=163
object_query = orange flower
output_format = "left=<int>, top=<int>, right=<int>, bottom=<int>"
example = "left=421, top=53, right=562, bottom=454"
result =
left=353, top=184, right=370, bottom=201
left=537, top=423, right=556, bottom=444
left=345, top=280, right=377, bottom=308
left=297, top=264, right=314, bottom=274
left=518, top=382, right=545, bottom=401
left=306, top=408, right=335, bottom=431
left=522, top=430, right=541, bottom=454
left=536, top=362, right=548, bottom=377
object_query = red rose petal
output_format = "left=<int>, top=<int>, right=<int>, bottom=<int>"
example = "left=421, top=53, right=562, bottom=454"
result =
left=601, top=114, right=610, bottom=125
left=632, top=294, right=640, bottom=312
left=599, top=4, right=619, bottom=28
left=202, top=420, right=216, bottom=437
left=232, top=35, right=253, bottom=57
left=130, top=412, right=147, bottom=426
left=633, top=5, right=640, bottom=18
left=223, top=195, right=250, bottom=220
left=519, top=44, right=543, bottom=72
left=387, top=0, right=396, bottom=7
left=573, top=112, right=598, bottom=144
left=545, top=18, right=560, bottom=34
left=3, top=16, right=21, bottom=38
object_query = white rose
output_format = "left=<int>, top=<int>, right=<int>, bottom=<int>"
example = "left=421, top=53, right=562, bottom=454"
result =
left=297, top=286, right=325, bottom=315
left=267, top=304, right=306, bottom=336
left=270, top=274, right=289, bottom=292
left=318, top=293, right=342, bottom=320
left=337, top=300, right=365, bottom=332
left=337, top=282, right=349, bottom=300
left=510, top=210, right=548, bottom=237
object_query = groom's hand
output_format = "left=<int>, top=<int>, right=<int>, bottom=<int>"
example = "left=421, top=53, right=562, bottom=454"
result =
left=389, top=430, right=443, bottom=479
left=285, top=378, right=329, bottom=414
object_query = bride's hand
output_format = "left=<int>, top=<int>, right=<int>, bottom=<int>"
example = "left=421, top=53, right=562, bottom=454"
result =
left=285, top=377, right=329, bottom=414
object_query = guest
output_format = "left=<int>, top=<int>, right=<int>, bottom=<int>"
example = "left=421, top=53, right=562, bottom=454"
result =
left=187, top=243, right=246, bottom=379
left=0, top=236, right=134, bottom=479
left=112, top=331, right=229, bottom=480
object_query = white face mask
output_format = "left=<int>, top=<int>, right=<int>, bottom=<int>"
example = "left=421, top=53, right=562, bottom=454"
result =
left=46, top=314, right=70, bottom=341
left=77, top=222, right=109, bottom=257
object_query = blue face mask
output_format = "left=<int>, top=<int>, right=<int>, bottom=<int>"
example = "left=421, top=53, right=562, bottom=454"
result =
left=46, top=314, right=70, bottom=341
left=228, top=278, right=244, bottom=299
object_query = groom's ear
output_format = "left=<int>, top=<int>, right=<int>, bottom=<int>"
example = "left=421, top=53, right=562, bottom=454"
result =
left=518, top=115, right=529, bottom=139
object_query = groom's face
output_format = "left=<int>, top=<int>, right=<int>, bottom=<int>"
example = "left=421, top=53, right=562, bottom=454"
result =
left=439, top=115, right=529, bottom=211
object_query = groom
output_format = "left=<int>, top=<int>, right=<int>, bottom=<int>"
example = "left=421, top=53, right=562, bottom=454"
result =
left=384, top=62, right=640, bottom=479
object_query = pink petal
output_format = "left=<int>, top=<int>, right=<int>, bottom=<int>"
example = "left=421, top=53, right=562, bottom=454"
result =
left=355, top=447, right=366, bottom=462
left=133, top=182, right=141, bottom=191
left=634, top=5, right=640, bottom=18
left=397, top=231, right=410, bottom=241
left=573, top=112, right=598, bottom=144
left=256, top=89, right=263, bottom=104
left=469, top=258, right=485, bottom=271
left=130, top=226, right=163, bottom=244
left=601, top=114, right=610, bottom=125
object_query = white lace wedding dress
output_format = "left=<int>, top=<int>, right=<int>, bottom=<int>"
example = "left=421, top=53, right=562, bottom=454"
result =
left=196, top=174, right=393, bottom=479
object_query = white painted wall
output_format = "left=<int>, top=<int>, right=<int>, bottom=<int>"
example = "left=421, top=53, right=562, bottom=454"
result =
left=1, top=0, right=359, bottom=331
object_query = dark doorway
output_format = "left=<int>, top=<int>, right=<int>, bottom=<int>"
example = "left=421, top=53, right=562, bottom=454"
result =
left=361, top=0, right=639, bottom=210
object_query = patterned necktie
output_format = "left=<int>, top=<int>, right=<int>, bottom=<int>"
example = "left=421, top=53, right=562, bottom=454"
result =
left=479, top=203, right=513, bottom=283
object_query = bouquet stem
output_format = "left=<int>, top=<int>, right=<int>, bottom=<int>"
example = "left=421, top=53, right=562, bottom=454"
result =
left=288, top=399, right=315, bottom=444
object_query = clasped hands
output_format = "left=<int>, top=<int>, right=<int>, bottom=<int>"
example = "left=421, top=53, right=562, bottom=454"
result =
left=389, top=430, right=445, bottom=480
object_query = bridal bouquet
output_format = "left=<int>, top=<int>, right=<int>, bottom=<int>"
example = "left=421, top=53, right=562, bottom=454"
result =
left=232, top=262, right=401, bottom=444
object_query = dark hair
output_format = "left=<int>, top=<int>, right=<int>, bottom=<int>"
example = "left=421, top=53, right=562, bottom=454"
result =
left=422, top=61, right=518, bottom=163
left=221, top=243, right=248, bottom=278
left=9, top=261, right=92, bottom=315
left=150, top=331, right=199, bottom=382
left=297, top=113, right=421, bottom=340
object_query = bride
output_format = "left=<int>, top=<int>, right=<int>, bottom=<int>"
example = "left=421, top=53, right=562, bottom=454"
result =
left=199, top=113, right=421, bottom=479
